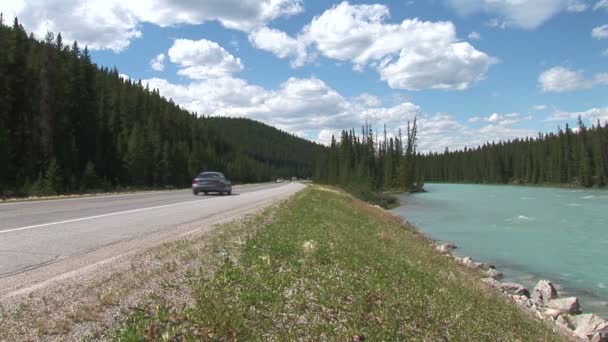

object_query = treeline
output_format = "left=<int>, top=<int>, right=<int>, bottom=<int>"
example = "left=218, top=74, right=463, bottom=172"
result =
left=0, top=17, right=321, bottom=196
left=206, top=117, right=323, bottom=181
left=418, top=118, right=608, bottom=187
left=314, top=120, right=422, bottom=206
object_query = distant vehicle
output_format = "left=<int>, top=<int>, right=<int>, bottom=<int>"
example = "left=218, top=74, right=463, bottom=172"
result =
left=276, top=178, right=284, bottom=183
left=192, top=172, right=232, bottom=196
left=291, top=177, right=297, bottom=181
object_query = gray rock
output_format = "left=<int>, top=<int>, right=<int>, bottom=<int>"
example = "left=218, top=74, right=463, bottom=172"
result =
left=436, top=243, right=456, bottom=254
left=512, top=295, right=533, bottom=308
left=591, top=331, right=608, bottom=342
left=544, top=308, right=564, bottom=318
left=500, top=282, right=530, bottom=297
left=486, top=268, right=503, bottom=279
left=569, top=314, right=608, bottom=341
left=460, top=256, right=478, bottom=269
left=556, top=315, right=570, bottom=328
left=547, top=297, right=580, bottom=315
left=532, top=280, right=557, bottom=306
left=482, top=277, right=500, bottom=287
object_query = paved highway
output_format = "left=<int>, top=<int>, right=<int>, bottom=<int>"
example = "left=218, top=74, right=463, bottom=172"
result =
left=0, top=182, right=303, bottom=284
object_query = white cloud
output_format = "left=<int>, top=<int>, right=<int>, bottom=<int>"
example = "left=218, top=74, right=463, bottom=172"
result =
left=378, top=41, right=495, bottom=90
left=446, top=0, right=582, bottom=29
left=1, top=0, right=302, bottom=51
left=546, top=107, right=608, bottom=124
left=300, top=2, right=495, bottom=90
left=566, top=0, right=589, bottom=12
left=468, top=116, right=481, bottom=123
left=592, top=24, right=608, bottom=39
left=143, top=73, right=541, bottom=152
left=415, top=114, right=536, bottom=152
left=477, top=112, right=531, bottom=126
left=2, top=0, right=142, bottom=52
left=130, top=0, right=303, bottom=31
left=595, top=0, right=608, bottom=10
left=353, top=93, right=382, bottom=107
left=532, top=105, right=548, bottom=111
left=468, top=31, right=482, bottom=40
left=168, top=39, right=243, bottom=79
left=248, top=27, right=307, bottom=67
left=150, top=53, right=165, bottom=71
left=539, top=66, right=608, bottom=92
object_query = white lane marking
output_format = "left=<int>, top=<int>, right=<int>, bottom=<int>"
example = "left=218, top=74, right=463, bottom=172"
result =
left=0, top=183, right=274, bottom=206
left=0, top=199, right=205, bottom=234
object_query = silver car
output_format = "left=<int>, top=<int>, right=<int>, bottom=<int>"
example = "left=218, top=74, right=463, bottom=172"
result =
left=192, top=172, right=232, bottom=195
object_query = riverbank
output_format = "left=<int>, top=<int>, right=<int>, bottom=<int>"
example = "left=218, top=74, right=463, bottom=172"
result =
left=111, top=185, right=564, bottom=340
left=435, top=242, right=607, bottom=341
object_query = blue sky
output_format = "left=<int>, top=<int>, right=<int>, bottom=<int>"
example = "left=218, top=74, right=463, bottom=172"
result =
left=3, top=0, right=608, bottom=151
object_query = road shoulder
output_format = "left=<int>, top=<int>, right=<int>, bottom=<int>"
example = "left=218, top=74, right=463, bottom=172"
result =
left=0, top=187, right=301, bottom=341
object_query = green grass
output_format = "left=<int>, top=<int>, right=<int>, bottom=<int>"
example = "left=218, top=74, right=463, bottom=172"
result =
left=113, top=186, right=564, bottom=341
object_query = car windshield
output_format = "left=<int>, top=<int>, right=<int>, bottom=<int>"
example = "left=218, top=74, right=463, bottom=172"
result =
left=199, top=172, right=223, bottom=179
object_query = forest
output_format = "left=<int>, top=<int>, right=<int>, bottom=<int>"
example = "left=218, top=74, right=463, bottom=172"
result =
left=314, top=120, right=422, bottom=206
left=0, top=17, right=323, bottom=197
left=418, top=118, right=608, bottom=188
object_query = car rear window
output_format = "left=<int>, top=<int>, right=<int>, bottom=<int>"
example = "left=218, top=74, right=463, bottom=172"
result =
left=199, top=172, right=222, bottom=178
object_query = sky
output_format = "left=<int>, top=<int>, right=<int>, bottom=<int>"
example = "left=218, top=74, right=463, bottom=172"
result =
left=2, top=0, right=608, bottom=152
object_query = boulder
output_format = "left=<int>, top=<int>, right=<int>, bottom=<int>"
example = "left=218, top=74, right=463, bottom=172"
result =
left=486, top=268, right=503, bottom=279
left=532, top=280, right=558, bottom=306
left=436, top=243, right=456, bottom=254
left=546, top=297, right=580, bottom=316
left=556, top=315, right=569, bottom=327
left=512, top=295, right=533, bottom=309
left=482, top=277, right=500, bottom=288
left=500, top=282, right=530, bottom=297
left=568, top=314, right=608, bottom=341
left=460, top=256, right=478, bottom=269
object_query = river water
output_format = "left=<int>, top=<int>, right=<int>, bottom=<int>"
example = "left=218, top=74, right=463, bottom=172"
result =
left=391, top=183, right=608, bottom=318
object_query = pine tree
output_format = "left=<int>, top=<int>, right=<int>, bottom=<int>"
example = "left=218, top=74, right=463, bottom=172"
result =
left=81, top=160, right=100, bottom=190
left=43, top=158, right=63, bottom=195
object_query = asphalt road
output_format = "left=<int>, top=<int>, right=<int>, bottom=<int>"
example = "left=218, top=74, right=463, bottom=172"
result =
left=0, top=182, right=301, bottom=280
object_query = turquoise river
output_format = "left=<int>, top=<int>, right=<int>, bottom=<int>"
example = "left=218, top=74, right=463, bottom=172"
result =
left=392, top=183, right=608, bottom=318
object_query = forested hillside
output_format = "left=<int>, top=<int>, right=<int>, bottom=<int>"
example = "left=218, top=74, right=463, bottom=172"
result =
left=418, top=118, right=608, bottom=187
left=206, top=117, right=323, bottom=180
left=0, top=17, right=322, bottom=196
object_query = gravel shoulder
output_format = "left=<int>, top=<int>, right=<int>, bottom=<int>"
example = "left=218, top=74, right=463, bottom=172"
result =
left=0, top=183, right=304, bottom=341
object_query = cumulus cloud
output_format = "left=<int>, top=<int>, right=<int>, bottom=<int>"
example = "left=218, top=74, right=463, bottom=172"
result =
left=248, top=27, right=308, bottom=67
left=378, top=41, right=495, bottom=90
left=468, top=31, right=482, bottom=40
left=592, top=24, right=608, bottom=39
left=298, top=2, right=495, bottom=90
left=149, top=53, right=165, bottom=71
left=143, top=72, right=540, bottom=152
left=595, top=0, right=608, bottom=10
left=2, top=0, right=142, bottom=52
left=445, top=0, right=583, bottom=29
left=0, top=0, right=302, bottom=51
left=129, top=0, right=303, bottom=31
left=546, top=107, right=608, bottom=124
left=566, top=0, right=589, bottom=12
left=168, top=39, right=243, bottom=79
left=539, top=66, right=608, bottom=92
left=415, top=114, right=537, bottom=152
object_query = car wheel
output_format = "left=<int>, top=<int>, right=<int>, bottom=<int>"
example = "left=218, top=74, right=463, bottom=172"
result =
left=193, top=190, right=198, bottom=195
left=227, top=190, right=232, bottom=195
left=203, top=192, right=208, bottom=196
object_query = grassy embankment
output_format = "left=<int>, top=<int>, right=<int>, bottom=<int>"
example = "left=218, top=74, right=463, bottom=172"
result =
left=114, top=186, right=564, bottom=341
